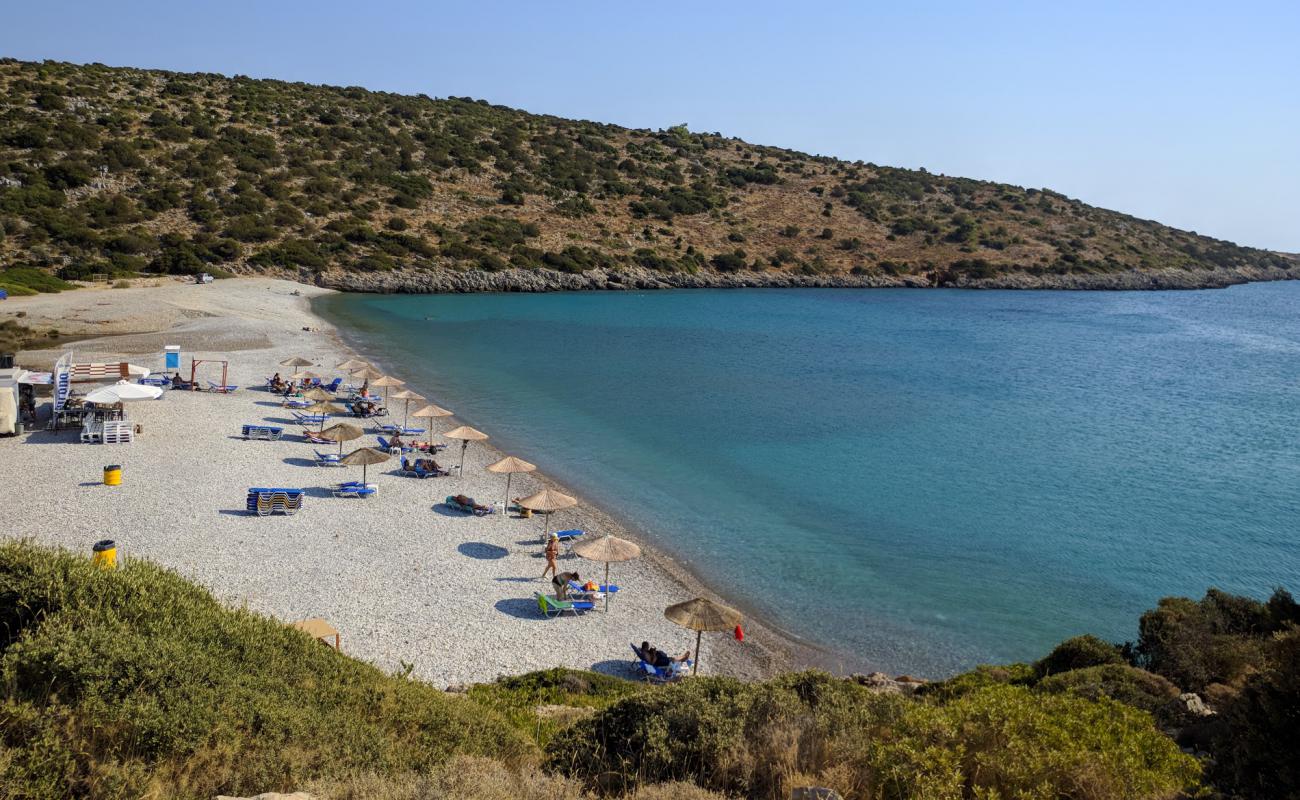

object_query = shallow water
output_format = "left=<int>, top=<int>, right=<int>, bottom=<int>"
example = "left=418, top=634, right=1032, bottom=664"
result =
left=316, top=283, right=1300, bottom=676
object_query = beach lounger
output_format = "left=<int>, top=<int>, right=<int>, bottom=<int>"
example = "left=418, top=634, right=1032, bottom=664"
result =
left=551, top=528, right=586, bottom=550
left=242, top=424, right=284, bottom=441
left=207, top=381, right=239, bottom=393
left=379, top=424, right=425, bottom=435
left=320, top=378, right=343, bottom=393
left=399, top=458, right=449, bottom=478
left=630, top=644, right=691, bottom=682
left=445, top=495, right=494, bottom=516
left=536, top=592, right=594, bottom=618
left=314, top=450, right=343, bottom=467
left=246, top=488, right=304, bottom=516
left=568, top=580, right=618, bottom=602
left=291, top=412, right=329, bottom=426
left=302, top=430, right=332, bottom=444
left=376, top=435, right=415, bottom=455
left=332, top=481, right=377, bottom=498
left=140, top=375, right=171, bottom=388
left=283, top=398, right=312, bottom=409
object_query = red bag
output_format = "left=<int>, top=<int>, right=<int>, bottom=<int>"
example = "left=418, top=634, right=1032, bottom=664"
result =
left=734, top=624, right=744, bottom=642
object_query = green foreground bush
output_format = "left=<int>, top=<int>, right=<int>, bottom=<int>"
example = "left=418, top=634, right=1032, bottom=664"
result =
left=0, top=542, right=535, bottom=799
left=547, top=671, right=1200, bottom=799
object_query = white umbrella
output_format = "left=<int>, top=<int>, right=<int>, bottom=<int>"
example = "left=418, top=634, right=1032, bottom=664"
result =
left=83, top=381, right=163, bottom=404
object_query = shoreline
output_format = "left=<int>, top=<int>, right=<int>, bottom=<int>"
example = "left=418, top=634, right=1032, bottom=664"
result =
left=316, top=301, right=828, bottom=676
left=272, top=261, right=1300, bottom=294
left=2, top=277, right=799, bottom=686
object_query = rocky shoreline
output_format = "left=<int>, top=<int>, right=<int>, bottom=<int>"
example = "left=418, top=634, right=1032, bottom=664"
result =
left=262, top=262, right=1300, bottom=295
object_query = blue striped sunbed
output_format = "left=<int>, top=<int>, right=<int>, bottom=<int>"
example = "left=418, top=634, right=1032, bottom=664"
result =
left=246, top=488, right=304, bottom=516
left=241, top=424, right=284, bottom=440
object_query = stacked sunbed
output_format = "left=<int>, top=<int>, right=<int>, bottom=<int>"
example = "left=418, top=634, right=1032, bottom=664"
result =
left=241, top=424, right=284, bottom=440
left=246, top=487, right=305, bottom=516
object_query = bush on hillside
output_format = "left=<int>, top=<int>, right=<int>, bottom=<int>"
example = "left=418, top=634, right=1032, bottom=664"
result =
left=1137, top=588, right=1299, bottom=692
left=1036, top=664, right=1184, bottom=727
left=0, top=542, right=534, bottom=799
left=547, top=671, right=1199, bottom=799
left=1212, top=630, right=1300, bottom=799
left=1035, top=634, right=1125, bottom=678
left=916, top=662, right=1036, bottom=701
left=0, top=267, right=74, bottom=293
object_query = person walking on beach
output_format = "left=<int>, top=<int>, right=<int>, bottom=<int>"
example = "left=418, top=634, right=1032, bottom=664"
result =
left=542, top=532, right=560, bottom=580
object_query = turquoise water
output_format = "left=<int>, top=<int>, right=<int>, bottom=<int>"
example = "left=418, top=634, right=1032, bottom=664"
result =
left=315, top=284, right=1300, bottom=676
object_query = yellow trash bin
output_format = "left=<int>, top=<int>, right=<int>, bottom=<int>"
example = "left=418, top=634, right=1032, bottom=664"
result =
left=92, top=539, right=117, bottom=570
left=103, top=464, right=122, bottom=486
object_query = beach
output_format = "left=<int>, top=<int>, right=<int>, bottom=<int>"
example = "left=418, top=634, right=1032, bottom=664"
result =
left=1, top=277, right=786, bottom=687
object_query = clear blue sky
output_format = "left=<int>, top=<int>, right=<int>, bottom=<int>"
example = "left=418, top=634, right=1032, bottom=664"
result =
left=4, top=1, right=1297, bottom=251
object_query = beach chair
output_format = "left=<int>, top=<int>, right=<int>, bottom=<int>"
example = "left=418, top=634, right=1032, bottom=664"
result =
left=568, top=580, right=618, bottom=602
left=246, top=488, right=304, bottom=516
left=445, top=495, right=494, bottom=516
left=630, top=644, right=691, bottom=682
left=536, top=592, right=595, bottom=618
left=552, top=528, right=586, bottom=551
left=302, top=430, right=332, bottom=445
left=314, top=450, right=343, bottom=467
left=291, top=411, right=328, bottom=426
left=379, top=424, right=426, bottom=436
left=320, top=377, right=343, bottom=393
left=399, top=457, right=448, bottom=478
left=332, top=481, right=377, bottom=498
left=283, top=397, right=312, bottom=409
left=376, top=436, right=414, bottom=455
left=242, top=424, right=284, bottom=441
left=140, top=375, right=170, bottom=388
left=207, top=381, right=239, bottom=393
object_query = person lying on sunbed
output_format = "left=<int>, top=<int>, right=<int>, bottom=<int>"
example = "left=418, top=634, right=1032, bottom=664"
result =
left=638, top=642, right=691, bottom=669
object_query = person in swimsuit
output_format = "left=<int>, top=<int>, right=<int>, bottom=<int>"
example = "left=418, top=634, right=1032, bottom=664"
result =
left=542, top=533, right=560, bottom=580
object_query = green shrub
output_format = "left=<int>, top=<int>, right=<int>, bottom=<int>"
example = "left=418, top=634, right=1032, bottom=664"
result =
left=548, top=672, right=1199, bottom=799
left=1036, top=664, right=1183, bottom=726
left=1035, top=634, right=1125, bottom=678
left=0, top=267, right=74, bottom=293
left=1212, top=630, right=1300, bottom=799
left=919, top=662, right=1036, bottom=701
left=0, top=542, right=535, bottom=799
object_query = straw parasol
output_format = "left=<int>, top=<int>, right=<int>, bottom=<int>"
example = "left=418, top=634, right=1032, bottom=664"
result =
left=304, top=400, right=345, bottom=431
left=664, top=598, right=742, bottom=675
left=339, top=446, right=389, bottom=484
left=443, top=425, right=489, bottom=474
left=486, top=455, right=536, bottom=516
left=281, top=356, right=314, bottom=367
left=318, top=421, right=364, bottom=454
left=391, top=389, right=426, bottom=429
left=411, top=403, right=453, bottom=422
left=573, top=534, right=641, bottom=611
left=516, top=488, right=577, bottom=541
left=351, top=366, right=384, bottom=384
left=370, top=375, right=405, bottom=407
left=302, top=387, right=334, bottom=402
left=335, top=358, right=370, bottom=371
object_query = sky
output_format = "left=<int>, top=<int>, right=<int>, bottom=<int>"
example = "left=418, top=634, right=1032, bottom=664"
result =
left=3, top=1, right=1297, bottom=251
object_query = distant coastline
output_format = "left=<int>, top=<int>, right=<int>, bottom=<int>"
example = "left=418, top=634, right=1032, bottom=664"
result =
left=281, top=262, right=1300, bottom=295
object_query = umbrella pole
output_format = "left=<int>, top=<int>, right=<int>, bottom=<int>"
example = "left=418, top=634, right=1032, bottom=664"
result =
left=503, top=473, right=512, bottom=521
left=460, top=441, right=468, bottom=475
left=694, top=630, right=702, bottom=675
left=604, top=561, right=610, bottom=612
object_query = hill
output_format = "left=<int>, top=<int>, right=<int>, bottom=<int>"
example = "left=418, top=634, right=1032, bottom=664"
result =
left=0, top=58, right=1295, bottom=294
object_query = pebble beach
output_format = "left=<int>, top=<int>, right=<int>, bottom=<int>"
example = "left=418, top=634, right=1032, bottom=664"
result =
left=2, top=277, right=784, bottom=687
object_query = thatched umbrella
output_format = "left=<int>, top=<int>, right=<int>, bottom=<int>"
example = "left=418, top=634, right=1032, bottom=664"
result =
left=302, top=387, right=334, bottom=402
left=339, top=446, right=389, bottom=484
left=335, top=358, right=370, bottom=372
left=664, top=598, right=742, bottom=675
left=390, top=389, right=426, bottom=429
left=318, top=421, right=364, bottom=455
left=370, top=375, right=405, bottom=407
left=350, top=367, right=384, bottom=391
left=517, top=488, right=577, bottom=541
left=443, top=425, right=488, bottom=474
left=411, top=403, right=453, bottom=425
left=573, top=534, right=641, bottom=611
left=486, top=455, right=536, bottom=516
left=304, top=400, right=345, bottom=431
left=281, top=356, right=314, bottom=367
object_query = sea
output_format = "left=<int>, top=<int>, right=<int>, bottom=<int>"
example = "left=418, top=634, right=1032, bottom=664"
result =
left=314, top=282, right=1300, bottom=676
